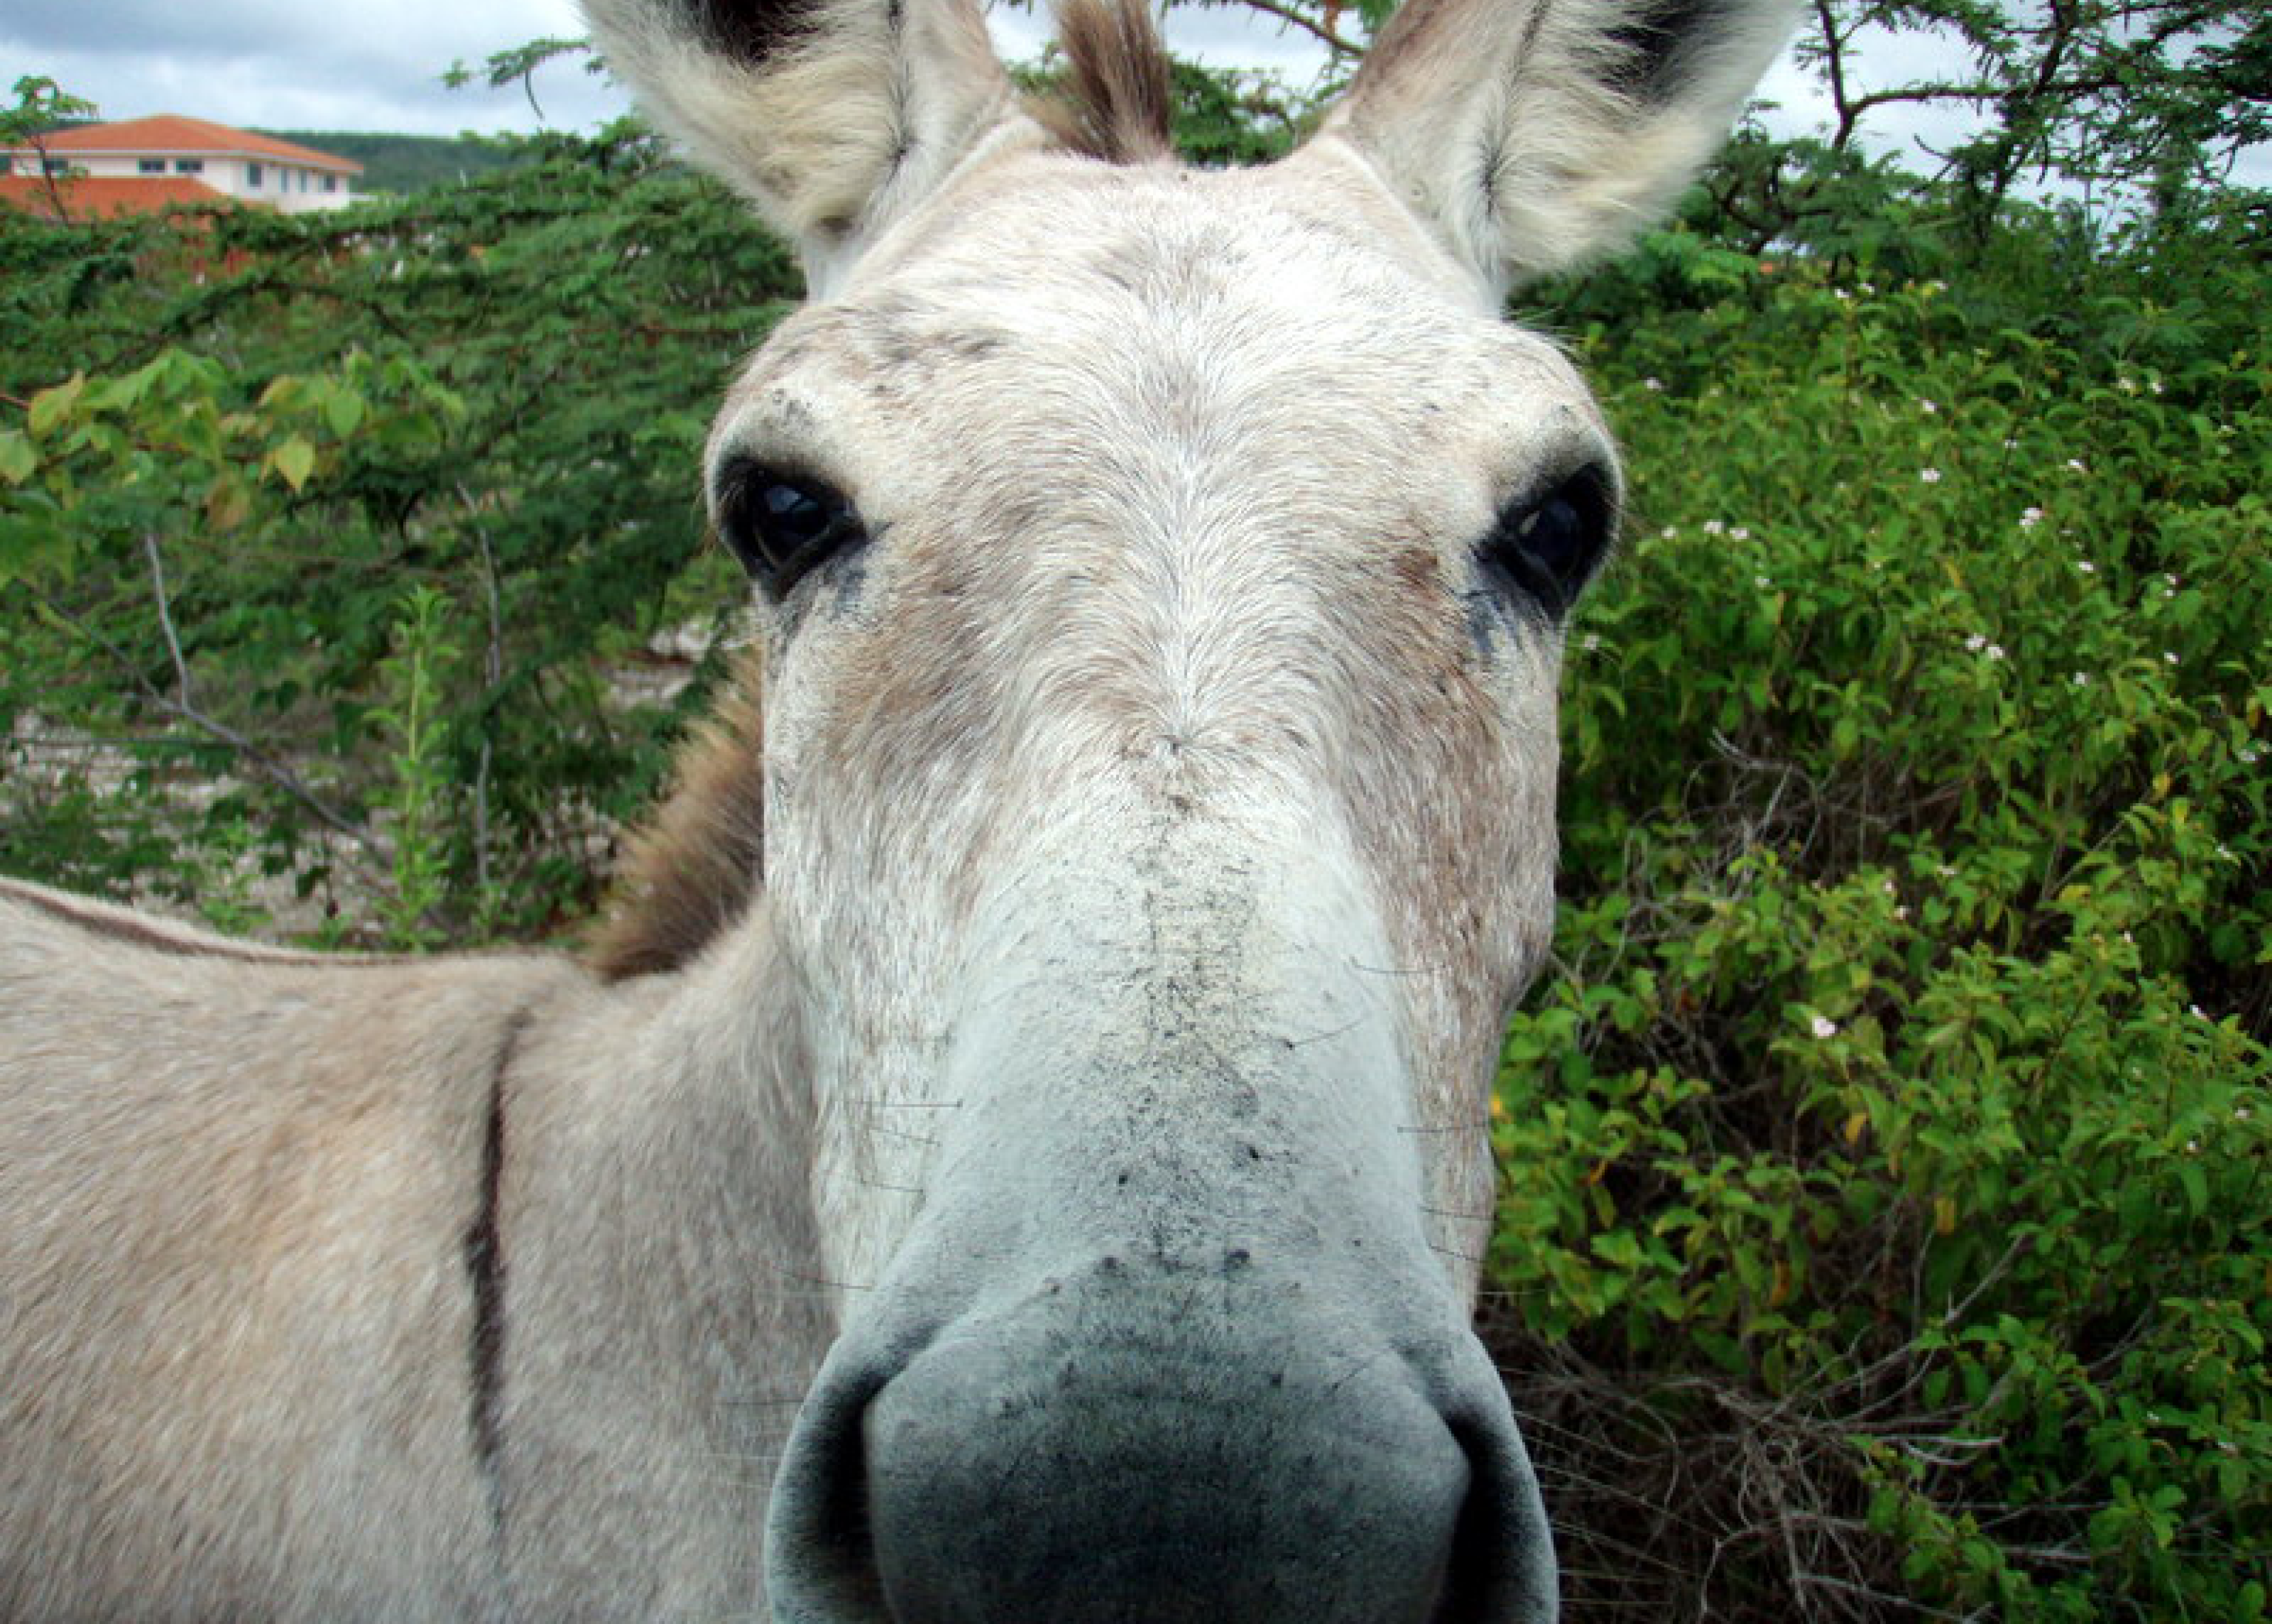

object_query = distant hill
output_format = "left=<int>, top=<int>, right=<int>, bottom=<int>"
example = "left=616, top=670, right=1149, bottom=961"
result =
left=256, top=131, right=519, bottom=195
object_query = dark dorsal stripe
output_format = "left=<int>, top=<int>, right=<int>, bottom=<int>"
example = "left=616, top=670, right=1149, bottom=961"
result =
left=465, top=1008, right=529, bottom=1550
left=0, top=878, right=408, bottom=966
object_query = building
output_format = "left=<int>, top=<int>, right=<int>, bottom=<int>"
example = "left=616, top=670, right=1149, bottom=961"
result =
left=0, top=116, right=361, bottom=218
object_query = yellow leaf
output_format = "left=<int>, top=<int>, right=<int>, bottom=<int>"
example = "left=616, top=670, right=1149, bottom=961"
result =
left=1843, top=1110, right=1869, bottom=1146
left=271, top=435, right=316, bottom=493
left=1933, top=1195, right=1957, bottom=1236
left=27, top=373, right=85, bottom=438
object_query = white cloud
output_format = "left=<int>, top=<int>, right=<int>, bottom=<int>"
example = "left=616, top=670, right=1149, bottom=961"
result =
left=4, top=0, right=624, bottom=134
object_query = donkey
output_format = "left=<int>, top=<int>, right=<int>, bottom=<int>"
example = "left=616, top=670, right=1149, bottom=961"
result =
left=0, top=0, right=1794, bottom=1616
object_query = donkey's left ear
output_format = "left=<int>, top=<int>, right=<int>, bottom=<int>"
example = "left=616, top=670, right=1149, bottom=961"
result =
left=1314, top=0, right=1800, bottom=295
left=581, top=0, right=1024, bottom=291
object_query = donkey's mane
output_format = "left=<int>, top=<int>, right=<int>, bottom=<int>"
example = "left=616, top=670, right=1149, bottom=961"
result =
left=586, top=644, right=768, bottom=981
left=1030, top=0, right=1176, bottom=164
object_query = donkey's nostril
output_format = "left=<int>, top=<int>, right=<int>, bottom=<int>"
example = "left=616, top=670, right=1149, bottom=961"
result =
left=1432, top=1413, right=1560, bottom=1624
left=764, top=1369, right=892, bottom=1621
left=841, top=1315, right=1494, bottom=1624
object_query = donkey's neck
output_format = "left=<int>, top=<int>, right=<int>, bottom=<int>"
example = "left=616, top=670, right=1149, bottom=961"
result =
left=493, top=906, right=833, bottom=1614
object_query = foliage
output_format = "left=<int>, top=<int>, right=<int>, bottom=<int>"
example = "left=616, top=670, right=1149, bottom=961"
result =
left=1494, top=225, right=2271, bottom=1620
left=1, top=120, right=796, bottom=938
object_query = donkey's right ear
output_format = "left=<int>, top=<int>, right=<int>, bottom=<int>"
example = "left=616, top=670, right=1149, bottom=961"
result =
left=581, top=0, right=1025, bottom=291
left=1313, top=0, right=1800, bottom=296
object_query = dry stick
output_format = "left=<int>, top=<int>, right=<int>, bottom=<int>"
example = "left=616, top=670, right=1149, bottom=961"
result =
left=1236, top=0, right=1364, bottom=56
left=140, top=532, right=193, bottom=710
left=458, top=484, right=507, bottom=902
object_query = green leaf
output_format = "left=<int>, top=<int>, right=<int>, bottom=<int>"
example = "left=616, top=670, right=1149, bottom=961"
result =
left=323, top=386, right=368, bottom=440
left=0, top=429, right=35, bottom=485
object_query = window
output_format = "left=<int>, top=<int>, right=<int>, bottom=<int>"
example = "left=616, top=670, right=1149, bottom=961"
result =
left=323, top=174, right=337, bottom=193
left=247, top=162, right=263, bottom=187
left=139, top=158, right=165, bottom=175
left=174, top=158, right=203, bottom=175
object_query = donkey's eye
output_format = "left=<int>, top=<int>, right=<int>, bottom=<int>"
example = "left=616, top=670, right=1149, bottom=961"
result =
left=715, top=461, right=865, bottom=598
left=1479, top=467, right=1614, bottom=618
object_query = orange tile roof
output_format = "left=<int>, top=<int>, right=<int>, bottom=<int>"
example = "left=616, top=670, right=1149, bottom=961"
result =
left=31, top=117, right=362, bottom=174
left=0, top=174, right=237, bottom=220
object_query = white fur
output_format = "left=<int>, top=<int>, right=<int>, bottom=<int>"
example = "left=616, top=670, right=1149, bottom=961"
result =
left=1320, top=0, right=1802, bottom=293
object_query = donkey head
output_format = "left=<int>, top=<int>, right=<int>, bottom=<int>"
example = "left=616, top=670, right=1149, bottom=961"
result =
left=583, top=1, right=1793, bottom=1618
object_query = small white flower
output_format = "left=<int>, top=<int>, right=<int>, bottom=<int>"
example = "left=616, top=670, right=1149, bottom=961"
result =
left=1860, top=281, right=1877, bottom=294
left=1810, top=1015, right=1838, bottom=1040
left=2072, top=672, right=2091, bottom=686
left=1894, top=905, right=1910, bottom=920
left=2149, top=379, right=2164, bottom=396
left=1964, top=633, right=1987, bottom=652
left=2076, top=560, right=2096, bottom=574
left=1919, top=398, right=1939, bottom=414
left=1581, top=633, right=1601, bottom=652
left=1920, top=467, right=1942, bottom=484
left=2191, top=1004, right=2209, bottom=1019
left=1935, top=865, right=1956, bottom=879
left=1754, top=575, right=1773, bottom=590
left=2019, top=507, right=2044, bottom=528
left=1702, top=519, right=1726, bottom=536
left=1730, top=526, right=1751, bottom=542
left=2239, top=747, right=2262, bottom=765
left=2121, top=931, right=2133, bottom=944
left=1987, top=643, right=2006, bottom=661
left=2164, top=651, right=2179, bottom=665
left=1643, top=377, right=1664, bottom=392
left=2003, top=438, right=2020, bottom=451
left=1833, top=288, right=1852, bottom=302
left=2185, top=1139, right=2200, bottom=1155
left=2239, top=1107, right=2254, bottom=1122
left=2067, top=458, right=2088, bottom=474
left=2118, top=377, right=2138, bottom=394
left=1659, top=525, right=1678, bottom=540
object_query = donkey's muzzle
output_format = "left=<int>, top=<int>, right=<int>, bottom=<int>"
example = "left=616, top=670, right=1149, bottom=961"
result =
left=764, top=1260, right=1556, bottom=1623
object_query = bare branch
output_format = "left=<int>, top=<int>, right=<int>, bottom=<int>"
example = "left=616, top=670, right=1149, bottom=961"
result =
left=139, top=532, right=192, bottom=710
left=1230, top=0, right=1365, bottom=59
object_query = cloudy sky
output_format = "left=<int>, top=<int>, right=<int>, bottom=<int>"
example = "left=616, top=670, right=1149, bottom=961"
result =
left=5, top=1, right=2260, bottom=191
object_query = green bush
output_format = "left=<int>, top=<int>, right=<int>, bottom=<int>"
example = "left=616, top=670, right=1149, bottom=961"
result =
left=1491, top=238, right=2270, bottom=1621
left=1, top=124, right=796, bottom=936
